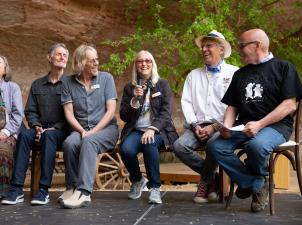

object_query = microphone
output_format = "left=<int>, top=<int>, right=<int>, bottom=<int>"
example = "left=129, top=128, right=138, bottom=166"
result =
left=136, top=72, right=146, bottom=100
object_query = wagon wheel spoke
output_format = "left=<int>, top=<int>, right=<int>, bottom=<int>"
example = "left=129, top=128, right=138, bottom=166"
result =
left=113, top=177, right=121, bottom=190
left=99, top=170, right=118, bottom=177
left=102, top=174, right=119, bottom=189
left=104, top=153, right=120, bottom=166
left=99, top=163, right=119, bottom=170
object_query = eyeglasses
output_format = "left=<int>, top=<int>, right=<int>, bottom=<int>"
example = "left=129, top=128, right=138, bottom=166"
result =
left=136, top=59, right=152, bottom=65
left=86, top=58, right=99, bottom=65
left=201, top=43, right=219, bottom=49
left=239, top=41, right=258, bottom=49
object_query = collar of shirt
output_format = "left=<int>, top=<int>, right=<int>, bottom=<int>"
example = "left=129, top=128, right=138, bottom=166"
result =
left=259, top=52, right=274, bottom=64
left=206, top=60, right=224, bottom=74
left=75, top=72, right=99, bottom=88
left=44, top=72, right=64, bottom=85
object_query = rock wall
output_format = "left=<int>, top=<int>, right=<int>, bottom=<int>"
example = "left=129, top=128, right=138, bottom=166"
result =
left=0, top=0, right=301, bottom=130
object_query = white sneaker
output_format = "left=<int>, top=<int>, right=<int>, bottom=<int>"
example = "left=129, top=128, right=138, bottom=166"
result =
left=61, top=190, right=91, bottom=209
left=57, top=188, right=75, bottom=203
left=149, top=188, right=162, bottom=204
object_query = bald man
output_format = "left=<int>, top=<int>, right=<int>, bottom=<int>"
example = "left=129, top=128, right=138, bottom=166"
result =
left=207, top=29, right=302, bottom=213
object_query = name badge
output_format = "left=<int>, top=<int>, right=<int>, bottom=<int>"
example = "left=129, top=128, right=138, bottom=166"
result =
left=91, top=84, right=100, bottom=89
left=223, top=78, right=231, bottom=84
left=152, top=92, right=161, bottom=98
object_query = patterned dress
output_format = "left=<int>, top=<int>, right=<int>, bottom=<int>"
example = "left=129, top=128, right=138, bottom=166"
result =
left=0, top=136, right=16, bottom=196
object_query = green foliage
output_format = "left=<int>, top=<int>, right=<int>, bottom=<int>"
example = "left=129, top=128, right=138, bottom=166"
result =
left=100, top=0, right=302, bottom=95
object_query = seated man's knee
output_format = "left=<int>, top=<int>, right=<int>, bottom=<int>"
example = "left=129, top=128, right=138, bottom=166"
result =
left=62, top=138, right=77, bottom=154
left=173, top=140, right=185, bottom=156
left=247, top=139, right=271, bottom=157
left=206, top=140, right=220, bottom=156
left=173, top=136, right=191, bottom=154
left=18, top=129, right=35, bottom=140
left=41, top=130, right=55, bottom=141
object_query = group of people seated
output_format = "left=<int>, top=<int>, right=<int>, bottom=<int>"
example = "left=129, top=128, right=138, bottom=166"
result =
left=0, top=28, right=301, bottom=213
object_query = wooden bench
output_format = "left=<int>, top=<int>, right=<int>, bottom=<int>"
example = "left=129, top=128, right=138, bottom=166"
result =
left=30, top=144, right=230, bottom=203
left=94, top=147, right=229, bottom=203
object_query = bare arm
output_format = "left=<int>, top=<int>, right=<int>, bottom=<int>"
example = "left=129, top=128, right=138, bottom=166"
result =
left=219, top=106, right=238, bottom=138
left=63, top=102, right=85, bottom=134
left=244, top=98, right=297, bottom=137
left=224, top=106, right=237, bottom=127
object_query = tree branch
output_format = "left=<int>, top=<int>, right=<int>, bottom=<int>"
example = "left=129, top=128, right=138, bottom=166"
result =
left=261, top=0, right=282, bottom=9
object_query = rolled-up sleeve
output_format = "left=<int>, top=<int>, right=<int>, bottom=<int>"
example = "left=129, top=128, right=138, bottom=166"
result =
left=104, top=74, right=118, bottom=101
left=61, top=80, right=72, bottom=105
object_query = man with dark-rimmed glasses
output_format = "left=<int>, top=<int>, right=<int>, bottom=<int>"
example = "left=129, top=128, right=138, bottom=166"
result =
left=207, top=28, right=302, bottom=213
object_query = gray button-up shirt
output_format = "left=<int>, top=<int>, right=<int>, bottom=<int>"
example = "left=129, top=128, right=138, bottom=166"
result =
left=25, top=73, right=67, bottom=130
left=61, top=72, right=117, bottom=130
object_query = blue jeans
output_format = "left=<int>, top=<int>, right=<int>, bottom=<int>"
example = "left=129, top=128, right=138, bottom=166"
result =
left=11, top=128, right=67, bottom=188
left=207, top=127, right=286, bottom=193
left=120, top=130, right=164, bottom=188
left=173, top=129, right=218, bottom=184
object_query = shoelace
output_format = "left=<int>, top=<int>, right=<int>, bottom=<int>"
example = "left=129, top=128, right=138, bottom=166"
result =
left=131, top=181, right=143, bottom=193
left=195, top=183, right=207, bottom=196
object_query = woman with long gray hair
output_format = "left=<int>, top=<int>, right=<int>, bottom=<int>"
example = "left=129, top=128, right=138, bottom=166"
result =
left=119, top=50, right=178, bottom=204
left=0, top=55, right=23, bottom=199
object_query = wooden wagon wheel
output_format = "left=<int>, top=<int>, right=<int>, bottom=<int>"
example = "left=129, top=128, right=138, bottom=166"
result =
left=95, top=152, right=145, bottom=190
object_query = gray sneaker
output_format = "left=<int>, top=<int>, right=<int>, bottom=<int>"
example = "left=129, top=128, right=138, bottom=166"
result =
left=251, top=181, right=269, bottom=213
left=128, top=176, right=147, bottom=199
left=149, top=188, right=162, bottom=204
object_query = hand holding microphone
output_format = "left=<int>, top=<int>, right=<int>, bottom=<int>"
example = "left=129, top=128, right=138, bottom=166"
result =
left=134, top=72, right=148, bottom=100
left=134, top=78, right=144, bottom=100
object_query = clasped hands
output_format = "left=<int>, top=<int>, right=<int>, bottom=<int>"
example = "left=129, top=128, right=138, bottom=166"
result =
left=35, top=126, right=55, bottom=142
left=194, top=125, right=215, bottom=141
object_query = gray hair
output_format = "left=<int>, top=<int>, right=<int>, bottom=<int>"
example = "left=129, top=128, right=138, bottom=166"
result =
left=0, top=55, right=12, bottom=81
left=72, top=44, right=97, bottom=75
left=47, top=43, right=69, bottom=57
left=131, top=50, right=160, bottom=86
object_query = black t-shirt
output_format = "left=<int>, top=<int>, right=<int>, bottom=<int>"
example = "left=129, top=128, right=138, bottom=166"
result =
left=222, top=57, right=302, bottom=140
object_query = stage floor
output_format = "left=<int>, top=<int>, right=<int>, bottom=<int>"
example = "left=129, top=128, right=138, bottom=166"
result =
left=0, top=191, right=301, bottom=225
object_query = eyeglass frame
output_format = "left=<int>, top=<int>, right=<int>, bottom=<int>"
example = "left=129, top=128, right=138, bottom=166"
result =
left=136, top=59, right=153, bottom=65
left=86, top=58, right=99, bottom=65
left=238, top=41, right=259, bottom=49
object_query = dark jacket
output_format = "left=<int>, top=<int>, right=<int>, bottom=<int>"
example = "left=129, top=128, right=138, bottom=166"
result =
left=120, top=79, right=178, bottom=150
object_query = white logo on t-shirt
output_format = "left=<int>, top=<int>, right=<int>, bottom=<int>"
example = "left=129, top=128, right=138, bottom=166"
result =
left=245, top=82, right=263, bottom=100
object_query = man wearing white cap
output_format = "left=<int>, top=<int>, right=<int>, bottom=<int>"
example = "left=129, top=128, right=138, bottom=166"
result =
left=173, top=30, right=238, bottom=203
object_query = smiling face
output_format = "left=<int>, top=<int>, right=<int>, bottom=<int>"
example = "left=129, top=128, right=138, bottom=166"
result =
left=48, top=46, right=68, bottom=69
left=201, top=38, right=224, bottom=66
left=135, top=52, right=153, bottom=80
left=83, top=49, right=99, bottom=76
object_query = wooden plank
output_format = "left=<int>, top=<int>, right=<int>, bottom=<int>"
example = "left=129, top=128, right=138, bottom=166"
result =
left=274, top=154, right=290, bottom=189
